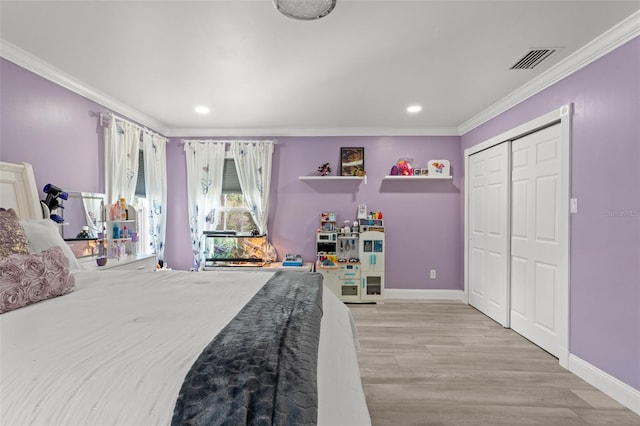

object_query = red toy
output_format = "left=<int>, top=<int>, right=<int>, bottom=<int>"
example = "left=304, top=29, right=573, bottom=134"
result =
left=397, top=159, right=414, bottom=176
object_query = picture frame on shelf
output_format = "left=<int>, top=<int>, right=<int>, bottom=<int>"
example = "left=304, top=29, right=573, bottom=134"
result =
left=414, top=169, right=421, bottom=176
left=428, top=160, right=451, bottom=177
left=340, top=147, right=365, bottom=176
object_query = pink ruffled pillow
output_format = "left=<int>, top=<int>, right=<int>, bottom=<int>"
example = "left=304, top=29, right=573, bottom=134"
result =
left=0, top=246, right=76, bottom=314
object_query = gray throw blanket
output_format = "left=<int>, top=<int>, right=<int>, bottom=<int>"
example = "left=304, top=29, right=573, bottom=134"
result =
left=172, top=270, right=324, bottom=426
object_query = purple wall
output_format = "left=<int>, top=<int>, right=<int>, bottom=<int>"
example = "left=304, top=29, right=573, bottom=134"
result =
left=0, top=59, right=105, bottom=194
left=164, top=136, right=463, bottom=290
left=462, top=37, right=640, bottom=390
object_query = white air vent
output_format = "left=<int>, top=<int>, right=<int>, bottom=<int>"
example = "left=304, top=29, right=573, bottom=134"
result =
left=510, top=48, right=559, bottom=70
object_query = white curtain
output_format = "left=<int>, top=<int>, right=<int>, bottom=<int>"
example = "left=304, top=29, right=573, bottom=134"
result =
left=142, top=133, right=168, bottom=262
left=231, top=141, right=274, bottom=235
left=104, top=119, right=141, bottom=207
left=185, top=141, right=226, bottom=270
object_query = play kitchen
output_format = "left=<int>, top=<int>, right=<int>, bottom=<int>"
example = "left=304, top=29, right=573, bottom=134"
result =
left=315, top=205, right=385, bottom=303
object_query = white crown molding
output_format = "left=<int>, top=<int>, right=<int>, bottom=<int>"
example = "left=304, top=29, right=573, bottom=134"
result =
left=385, top=289, right=465, bottom=302
left=165, top=126, right=461, bottom=138
left=0, top=39, right=170, bottom=135
left=458, top=10, right=640, bottom=135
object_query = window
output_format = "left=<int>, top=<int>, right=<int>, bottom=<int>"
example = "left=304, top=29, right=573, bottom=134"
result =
left=132, top=149, right=151, bottom=255
left=215, top=158, right=258, bottom=234
left=134, top=149, right=145, bottom=197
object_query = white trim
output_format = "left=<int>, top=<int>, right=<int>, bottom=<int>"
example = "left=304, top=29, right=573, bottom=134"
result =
left=568, top=354, right=640, bottom=415
left=0, top=39, right=169, bottom=135
left=458, top=11, right=640, bottom=135
left=166, top=127, right=460, bottom=137
left=385, top=289, right=465, bottom=302
left=464, top=104, right=569, bottom=156
left=464, top=104, right=571, bottom=368
left=463, top=154, right=470, bottom=306
left=557, top=104, right=572, bottom=369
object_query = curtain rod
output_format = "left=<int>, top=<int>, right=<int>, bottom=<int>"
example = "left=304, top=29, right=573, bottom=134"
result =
left=180, top=139, right=278, bottom=145
left=92, top=111, right=167, bottom=141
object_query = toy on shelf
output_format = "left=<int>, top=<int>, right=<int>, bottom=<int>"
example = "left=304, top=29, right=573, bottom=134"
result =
left=397, top=159, right=414, bottom=176
left=321, top=258, right=336, bottom=267
left=283, top=253, right=304, bottom=267
left=317, top=163, right=332, bottom=176
left=320, top=212, right=336, bottom=231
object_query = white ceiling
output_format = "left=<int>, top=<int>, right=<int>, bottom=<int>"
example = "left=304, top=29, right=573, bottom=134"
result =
left=1, top=1, right=638, bottom=136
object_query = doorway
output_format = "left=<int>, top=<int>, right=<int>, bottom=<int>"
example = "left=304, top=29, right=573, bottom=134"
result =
left=464, top=105, right=571, bottom=366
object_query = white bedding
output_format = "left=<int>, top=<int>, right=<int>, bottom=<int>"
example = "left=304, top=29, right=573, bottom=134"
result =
left=0, top=270, right=370, bottom=426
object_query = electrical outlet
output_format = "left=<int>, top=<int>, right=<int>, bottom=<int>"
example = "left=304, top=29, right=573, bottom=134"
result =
left=430, top=269, right=436, bottom=279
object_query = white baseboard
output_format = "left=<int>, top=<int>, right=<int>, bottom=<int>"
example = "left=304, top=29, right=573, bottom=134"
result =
left=568, top=354, right=640, bottom=415
left=385, top=289, right=465, bottom=302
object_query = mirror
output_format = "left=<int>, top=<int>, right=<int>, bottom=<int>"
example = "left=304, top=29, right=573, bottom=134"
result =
left=61, top=192, right=105, bottom=240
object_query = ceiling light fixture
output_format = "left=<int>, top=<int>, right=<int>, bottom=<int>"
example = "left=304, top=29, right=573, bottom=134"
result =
left=273, top=0, right=337, bottom=20
left=194, top=106, right=210, bottom=114
left=407, top=105, right=422, bottom=113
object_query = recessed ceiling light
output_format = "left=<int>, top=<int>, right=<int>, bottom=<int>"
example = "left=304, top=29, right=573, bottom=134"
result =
left=194, top=106, right=210, bottom=114
left=407, top=105, right=422, bottom=113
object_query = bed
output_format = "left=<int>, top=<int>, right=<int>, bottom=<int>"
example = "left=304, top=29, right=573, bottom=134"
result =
left=0, top=161, right=371, bottom=426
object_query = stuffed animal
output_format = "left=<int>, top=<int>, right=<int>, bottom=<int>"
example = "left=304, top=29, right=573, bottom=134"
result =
left=397, top=159, right=414, bottom=176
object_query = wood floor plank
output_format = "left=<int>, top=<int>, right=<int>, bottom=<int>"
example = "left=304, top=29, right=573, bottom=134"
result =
left=348, top=300, right=639, bottom=426
left=367, top=403, right=585, bottom=426
left=360, top=370, right=595, bottom=390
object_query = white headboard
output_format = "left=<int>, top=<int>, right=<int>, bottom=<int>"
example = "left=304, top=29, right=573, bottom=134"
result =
left=0, top=161, right=44, bottom=220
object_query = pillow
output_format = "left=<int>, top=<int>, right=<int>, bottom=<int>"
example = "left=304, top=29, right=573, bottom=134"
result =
left=0, top=246, right=76, bottom=314
left=0, top=208, right=30, bottom=257
left=19, top=219, right=83, bottom=271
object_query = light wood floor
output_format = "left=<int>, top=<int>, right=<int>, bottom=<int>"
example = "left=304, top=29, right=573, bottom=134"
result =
left=348, top=300, right=639, bottom=426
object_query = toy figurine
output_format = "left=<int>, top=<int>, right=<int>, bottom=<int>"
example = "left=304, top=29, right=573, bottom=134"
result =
left=397, top=159, right=414, bottom=176
left=317, top=163, right=332, bottom=176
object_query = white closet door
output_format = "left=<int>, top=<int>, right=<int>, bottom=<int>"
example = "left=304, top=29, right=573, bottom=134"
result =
left=510, top=123, right=564, bottom=357
left=468, top=143, right=510, bottom=326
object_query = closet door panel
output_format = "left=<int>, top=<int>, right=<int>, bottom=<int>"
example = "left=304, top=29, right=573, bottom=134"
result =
left=510, top=123, right=563, bottom=357
left=468, top=143, right=510, bottom=326
left=510, top=255, right=528, bottom=318
left=470, top=246, right=485, bottom=299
